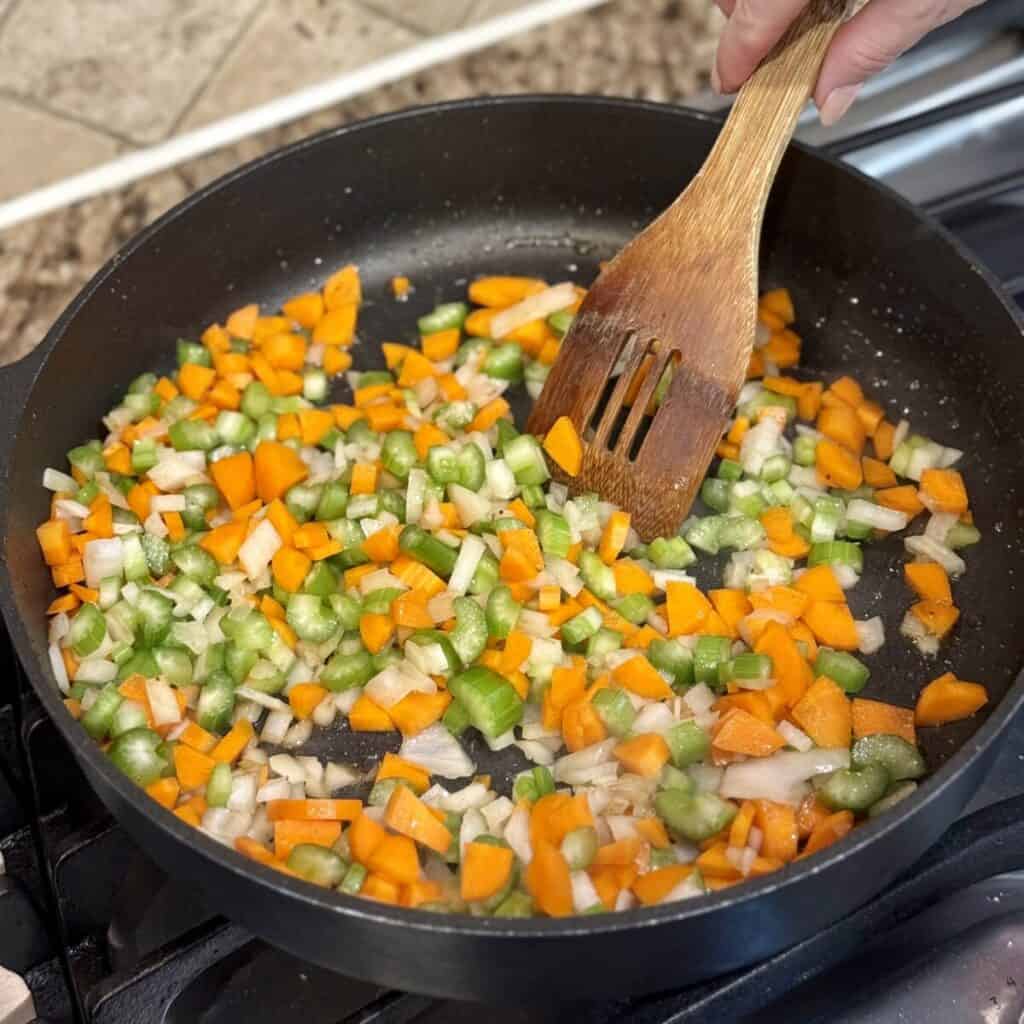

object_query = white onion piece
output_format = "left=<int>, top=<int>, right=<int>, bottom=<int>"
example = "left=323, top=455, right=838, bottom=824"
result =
left=145, top=678, right=181, bottom=726
left=485, top=458, right=517, bottom=500
left=924, top=512, right=958, bottom=543
left=84, top=538, right=124, bottom=589
left=901, top=610, right=940, bottom=655
left=481, top=796, right=514, bottom=835
left=720, top=749, right=851, bottom=804
left=856, top=616, right=886, bottom=655
left=554, top=738, right=619, bottom=785
left=777, top=720, right=813, bottom=752
left=400, top=723, right=475, bottom=779
left=905, top=534, right=966, bottom=577
left=571, top=870, right=602, bottom=913
left=485, top=729, right=516, bottom=752
left=448, top=534, right=486, bottom=596
left=282, top=719, right=313, bottom=749
left=438, top=782, right=491, bottom=813
left=227, top=772, right=259, bottom=813
left=49, top=643, right=70, bottom=694
left=832, top=564, right=860, bottom=589
left=150, top=494, right=187, bottom=513
left=632, top=703, right=676, bottom=735
left=448, top=483, right=490, bottom=528
left=516, top=739, right=557, bottom=765
left=748, top=826, right=763, bottom=853
left=238, top=519, right=282, bottom=579
left=846, top=499, right=908, bottom=533
left=365, top=664, right=435, bottom=710
left=334, top=689, right=361, bottom=714
left=688, top=763, right=724, bottom=794
left=504, top=805, right=533, bottom=865
left=518, top=609, right=557, bottom=639
left=312, top=696, right=337, bottom=728
left=43, top=467, right=79, bottom=492
left=427, top=591, right=456, bottom=624
left=236, top=686, right=287, bottom=711
left=148, top=451, right=207, bottom=492
left=491, top=282, right=577, bottom=339
left=324, top=762, right=361, bottom=792
left=359, top=569, right=406, bottom=595
left=257, top=777, right=292, bottom=803
left=683, top=683, right=716, bottom=716
left=260, top=708, right=293, bottom=745
left=268, top=753, right=306, bottom=783
left=201, top=809, right=252, bottom=843
left=459, top=808, right=487, bottom=857
left=606, top=815, right=640, bottom=841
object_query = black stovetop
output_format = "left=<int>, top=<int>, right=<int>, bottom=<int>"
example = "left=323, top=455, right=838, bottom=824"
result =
left=2, top=10, right=1024, bottom=1020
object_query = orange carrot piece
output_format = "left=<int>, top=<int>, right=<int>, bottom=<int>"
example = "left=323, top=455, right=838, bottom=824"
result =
left=794, top=564, right=845, bottom=602
left=815, top=439, right=863, bottom=490
left=348, top=694, right=395, bottom=732
left=862, top=455, right=897, bottom=488
left=919, top=468, right=969, bottom=514
left=612, top=655, right=674, bottom=700
left=851, top=698, right=916, bottom=744
left=468, top=398, right=510, bottom=433
left=348, top=812, right=388, bottom=866
left=37, top=520, right=73, bottom=566
left=209, top=718, right=254, bottom=764
left=665, top=581, right=712, bottom=636
left=274, top=820, right=341, bottom=861
left=910, top=600, right=960, bottom=638
left=367, top=834, right=421, bottom=886
left=146, top=777, right=181, bottom=810
left=388, top=691, right=451, bottom=737
left=915, top=673, right=987, bottom=726
left=253, top=441, right=308, bottom=502
left=288, top=682, right=328, bottom=720
left=266, top=799, right=362, bottom=822
left=271, top=546, right=312, bottom=593
left=461, top=841, right=515, bottom=902
left=754, top=800, right=799, bottom=862
left=712, top=708, right=785, bottom=757
left=875, top=485, right=924, bottom=518
left=542, top=416, right=583, bottom=477
left=904, top=562, right=952, bottom=604
left=173, top=744, right=216, bottom=791
left=791, top=676, right=852, bottom=748
left=612, top=733, right=671, bottom=777
left=359, top=612, right=394, bottom=654
left=526, top=841, right=574, bottom=917
left=384, top=785, right=452, bottom=854
left=200, top=520, right=248, bottom=566
left=754, top=622, right=813, bottom=706
left=801, top=600, right=860, bottom=650
left=376, top=752, right=431, bottom=794
left=802, top=810, right=855, bottom=857
left=632, top=865, right=694, bottom=906
left=817, top=404, right=866, bottom=455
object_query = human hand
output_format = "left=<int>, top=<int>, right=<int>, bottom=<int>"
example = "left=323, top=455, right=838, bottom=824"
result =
left=712, top=0, right=985, bottom=125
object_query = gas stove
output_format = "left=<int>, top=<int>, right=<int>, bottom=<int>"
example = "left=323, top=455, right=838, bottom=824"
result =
left=2, top=5, right=1024, bottom=1021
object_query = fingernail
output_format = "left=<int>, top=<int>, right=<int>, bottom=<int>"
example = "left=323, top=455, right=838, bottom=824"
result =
left=710, top=63, right=723, bottom=95
left=818, top=84, right=861, bottom=127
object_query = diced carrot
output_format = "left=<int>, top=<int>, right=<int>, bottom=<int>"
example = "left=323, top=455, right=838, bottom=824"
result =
left=749, top=585, right=809, bottom=620
left=209, top=718, right=254, bottom=764
left=468, top=397, right=510, bottom=433
left=154, top=375, right=179, bottom=402
left=526, top=841, right=574, bottom=917
left=37, top=520, right=73, bottom=566
left=754, top=622, right=813, bottom=706
left=469, top=276, right=546, bottom=307
left=797, top=381, right=823, bottom=421
left=712, top=708, right=785, bottom=757
left=802, top=600, right=860, bottom=650
left=903, top=563, right=952, bottom=606
left=632, top=864, right=694, bottom=906
left=292, top=522, right=330, bottom=549
left=276, top=413, right=300, bottom=441
left=856, top=400, right=885, bottom=437
left=162, top=511, right=186, bottom=542
left=265, top=498, right=299, bottom=544
left=695, top=843, right=741, bottom=881
left=376, top=752, right=430, bottom=794
left=794, top=564, right=845, bottom=602
left=665, top=581, right=712, bottom=636
left=359, top=612, right=394, bottom=654
left=174, top=744, right=217, bottom=791
left=875, top=485, right=924, bottom=518
left=348, top=812, right=388, bottom=866
left=791, top=676, right=852, bottom=748
left=612, top=655, right=673, bottom=700
left=384, top=785, right=452, bottom=854
left=402, top=879, right=445, bottom=908
left=729, top=800, right=757, bottom=848
left=919, top=468, right=969, bottom=515
left=754, top=800, right=799, bottom=862
left=273, top=819, right=341, bottom=861
left=762, top=329, right=801, bottom=368
left=127, top=483, right=152, bottom=521
left=817, top=404, right=865, bottom=455
left=178, top=721, right=217, bottom=754
left=349, top=694, right=395, bottom=732
left=549, top=659, right=586, bottom=709
left=350, top=462, right=380, bottom=495
left=146, top=777, right=181, bottom=810
left=361, top=873, right=400, bottom=904
left=288, top=682, right=328, bottom=720
left=84, top=495, right=114, bottom=538
left=910, top=600, right=960, bottom=638
left=253, top=441, right=308, bottom=502
left=52, top=560, right=86, bottom=587
left=388, top=691, right=451, bottom=737
left=421, top=328, right=459, bottom=361
left=282, top=290, right=325, bottom=329
left=178, top=362, right=216, bottom=401
left=760, top=288, right=795, bottom=324
left=851, top=698, right=916, bottom=744
left=323, top=346, right=352, bottom=376
left=802, top=810, right=855, bottom=857
left=363, top=524, right=401, bottom=563
left=543, top=416, right=583, bottom=477
left=915, top=672, right=987, bottom=726
left=715, top=691, right=775, bottom=726
left=270, top=546, right=311, bottom=593
left=234, top=837, right=297, bottom=875
left=265, top=800, right=362, bottom=825
left=367, top=834, right=421, bottom=885
left=225, top=303, right=259, bottom=339
left=323, top=264, right=361, bottom=309
left=47, top=593, right=80, bottom=615
left=200, top=520, right=248, bottom=566
left=815, top=439, right=863, bottom=490
left=613, top=733, right=671, bottom=777
left=461, top=840, right=515, bottom=902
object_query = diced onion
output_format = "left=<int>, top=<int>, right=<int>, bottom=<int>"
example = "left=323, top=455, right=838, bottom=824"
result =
left=400, top=723, right=476, bottom=779
left=49, top=642, right=70, bottom=694
left=365, top=664, right=435, bottom=710
left=905, top=534, right=966, bottom=577
left=776, top=720, right=813, bottom=752
left=43, top=467, right=79, bottom=492
left=150, top=494, right=187, bottom=513
left=856, top=616, right=886, bottom=655
left=571, top=870, right=602, bottom=913
left=261, top=708, right=293, bottom=745
left=148, top=451, right=207, bottom=492
left=491, top=282, right=577, bottom=339
left=682, top=683, right=716, bottom=716
left=238, top=519, right=282, bottom=579
left=438, top=782, right=491, bottom=813
left=282, top=719, right=313, bottom=749
left=448, top=534, right=486, bottom=596
left=145, top=678, right=181, bottom=727
left=84, top=538, right=124, bottom=589
left=554, top=739, right=618, bottom=785
left=257, top=777, right=292, bottom=802
left=845, top=499, right=908, bottom=533
left=268, top=753, right=305, bottom=783
left=720, top=749, right=850, bottom=804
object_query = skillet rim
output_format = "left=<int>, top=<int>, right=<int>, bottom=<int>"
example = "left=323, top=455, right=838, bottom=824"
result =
left=2, top=93, right=1023, bottom=942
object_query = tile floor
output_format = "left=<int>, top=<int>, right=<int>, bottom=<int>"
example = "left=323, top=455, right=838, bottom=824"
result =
left=0, top=0, right=538, bottom=201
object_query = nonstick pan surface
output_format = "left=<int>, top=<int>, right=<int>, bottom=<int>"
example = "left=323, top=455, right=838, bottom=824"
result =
left=1, top=97, right=1022, bottom=1001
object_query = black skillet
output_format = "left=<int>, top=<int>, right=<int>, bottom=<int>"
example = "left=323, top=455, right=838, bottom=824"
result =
left=1, top=97, right=1023, bottom=1003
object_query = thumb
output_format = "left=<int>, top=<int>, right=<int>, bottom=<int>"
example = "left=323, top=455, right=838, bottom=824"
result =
left=815, top=0, right=984, bottom=125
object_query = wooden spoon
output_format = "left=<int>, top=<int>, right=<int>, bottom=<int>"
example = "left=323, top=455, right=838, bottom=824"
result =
left=528, top=0, right=848, bottom=539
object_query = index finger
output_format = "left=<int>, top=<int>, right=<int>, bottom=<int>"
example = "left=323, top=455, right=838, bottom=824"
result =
left=714, top=0, right=811, bottom=93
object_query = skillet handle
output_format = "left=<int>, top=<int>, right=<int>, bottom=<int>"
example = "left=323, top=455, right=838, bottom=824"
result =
left=643, top=794, right=1024, bottom=1022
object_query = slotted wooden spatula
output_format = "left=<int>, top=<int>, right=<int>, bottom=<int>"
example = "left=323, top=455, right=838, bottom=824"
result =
left=528, top=0, right=848, bottom=539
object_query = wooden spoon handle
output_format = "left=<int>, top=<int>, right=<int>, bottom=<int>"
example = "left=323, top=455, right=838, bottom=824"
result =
left=698, top=0, right=849, bottom=222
